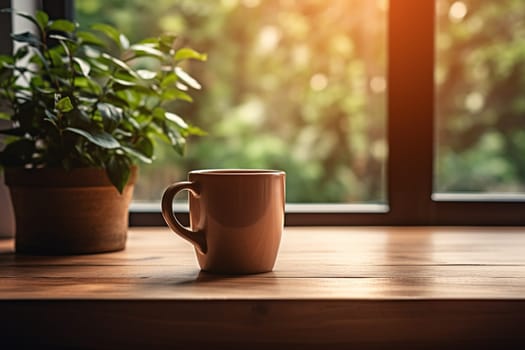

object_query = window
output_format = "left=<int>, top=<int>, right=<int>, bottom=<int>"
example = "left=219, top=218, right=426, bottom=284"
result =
left=75, top=0, right=388, bottom=207
left=436, top=0, right=525, bottom=198
left=381, top=0, right=523, bottom=226
left=3, top=0, right=524, bottom=225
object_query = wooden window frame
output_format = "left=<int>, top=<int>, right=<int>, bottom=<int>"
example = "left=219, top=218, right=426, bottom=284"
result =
left=4, top=0, right=525, bottom=226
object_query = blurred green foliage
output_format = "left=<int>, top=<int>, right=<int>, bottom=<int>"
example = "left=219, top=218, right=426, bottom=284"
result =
left=77, top=0, right=525, bottom=200
left=436, top=0, right=525, bottom=193
left=76, top=0, right=387, bottom=203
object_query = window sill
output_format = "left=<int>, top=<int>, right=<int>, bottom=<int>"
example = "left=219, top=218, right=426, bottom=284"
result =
left=432, top=192, right=525, bottom=202
left=130, top=201, right=389, bottom=213
left=129, top=202, right=390, bottom=226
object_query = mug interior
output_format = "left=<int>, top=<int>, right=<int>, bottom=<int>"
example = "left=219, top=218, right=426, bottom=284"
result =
left=189, top=169, right=285, bottom=175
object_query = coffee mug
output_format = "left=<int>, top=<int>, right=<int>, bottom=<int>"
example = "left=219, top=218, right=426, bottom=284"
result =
left=161, top=169, right=285, bottom=274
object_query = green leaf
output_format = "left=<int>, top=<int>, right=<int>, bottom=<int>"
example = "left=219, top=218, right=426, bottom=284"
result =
left=0, top=55, right=15, bottom=66
left=11, top=32, right=41, bottom=47
left=128, top=44, right=164, bottom=59
left=136, top=112, right=153, bottom=125
left=76, top=30, right=106, bottom=47
left=73, top=143, right=96, bottom=166
left=114, top=128, right=133, bottom=138
left=83, top=45, right=102, bottom=59
left=91, top=23, right=120, bottom=43
left=48, top=33, right=76, bottom=44
left=163, top=122, right=186, bottom=155
left=43, top=116, right=58, bottom=128
left=0, top=112, right=10, bottom=120
left=172, top=136, right=186, bottom=155
left=76, top=76, right=103, bottom=93
left=14, top=45, right=29, bottom=60
left=174, top=48, right=207, bottom=62
left=165, top=112, right=188, bottom=129
left=146, top=123, right=171, bottom=145
left=160, top=72, right=178, bottom=88
left=35, top=11, right=49, bottom=33
left=103, top=93, right=130, bottom=108
left=106, top=154, right=131, bottom=193
left=98, top=103, right=123, bottom=124
left=136, top=69, right=157, bottom=80
left=122, top=84, right=155, bottom=95
left=123, top=114, right=141, bottom=130
left=186, top=125, right=207, bottom=136
left=46, top=49, right=63, bottom=67
left=45, top=109, right=57, bottom=119
left=120, top=34, right=130, bottom=50
left=87, top=57, right=109, bottom=71
left=91, top=23, right=129, bottom=49
left=34, top=86, right=54, bottom=95
left=73, top=57, right=90, bottom=76
left=49, top=19, right=77, bottom=33
left=162, top=88, right=193, bottom=102
left=174, top=67, right=201, bottom=89
left=111, top=77, right=137, bottom=87
left=151, top=107, right=165, bottom=121
left=74, top=78, right=102, bottom=95
left=44, top=110, right=57, bottom=126
left=101, top=53, right=139, bottom=78
left=55, top=96, right=74, bottom=113
left=65, top=127, right=120, bottom=149
left=158, top=33, right=177, bottom=52
left=135, top=136, right=154, bottom=157
left=163, top=110, right=205, bottom=137
left=121, top=146, right=152, bottom=164
left=68, top=109, right=91, bottom=126
left=175, top=82, right=189, bottom=91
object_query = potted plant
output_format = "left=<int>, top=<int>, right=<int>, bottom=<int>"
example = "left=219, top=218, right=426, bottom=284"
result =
left=0, top=9, right=206, bottom=254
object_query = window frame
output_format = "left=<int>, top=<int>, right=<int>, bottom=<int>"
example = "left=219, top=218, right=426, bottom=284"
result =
left=132, top=0, right=524, bottom=226
left=6, top=0, right=525, bottom=226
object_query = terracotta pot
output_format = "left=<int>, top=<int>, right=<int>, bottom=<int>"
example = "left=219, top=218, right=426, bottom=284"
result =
left=4, top=167, right=136, bottom=255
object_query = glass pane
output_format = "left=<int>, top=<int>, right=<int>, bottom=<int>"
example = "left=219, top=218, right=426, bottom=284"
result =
left=436, top=0, right=525, bottom=194
left=76, top=0, right=387, bottom=203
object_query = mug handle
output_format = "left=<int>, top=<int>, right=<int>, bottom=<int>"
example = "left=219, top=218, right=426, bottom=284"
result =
left=161, top=181, right=207, bottom=254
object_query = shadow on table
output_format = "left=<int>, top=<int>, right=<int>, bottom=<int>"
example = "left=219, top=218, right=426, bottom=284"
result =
left=173, top=270, right=277, bottom=286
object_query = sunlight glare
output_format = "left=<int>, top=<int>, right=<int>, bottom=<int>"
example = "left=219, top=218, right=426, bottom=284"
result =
left=370, top=76, right=386, bottom=93
left=465, top=91, right=484, bottom=113
left=310, top=73, right=328, bottom=91
left=256, top=26, right=281, bottom=54
left=449, top=1, right=468, bottom=23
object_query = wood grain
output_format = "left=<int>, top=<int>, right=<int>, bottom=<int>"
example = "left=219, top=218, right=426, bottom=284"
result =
left=1, top=226, right=525, bottom=348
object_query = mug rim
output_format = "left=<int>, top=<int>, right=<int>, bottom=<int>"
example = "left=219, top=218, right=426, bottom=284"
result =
left=189, top=169, right=285, bottom=176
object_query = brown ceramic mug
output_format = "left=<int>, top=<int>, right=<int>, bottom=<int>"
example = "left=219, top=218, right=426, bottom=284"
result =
left=161, top=169, right=286, bottom=274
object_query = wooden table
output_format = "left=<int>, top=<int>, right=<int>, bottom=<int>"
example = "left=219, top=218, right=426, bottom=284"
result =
left=1, top=227, right=525, bottom=349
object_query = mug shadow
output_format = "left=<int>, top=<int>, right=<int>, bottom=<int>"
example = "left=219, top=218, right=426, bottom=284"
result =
left=173, top=270, right=277, bottom=286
